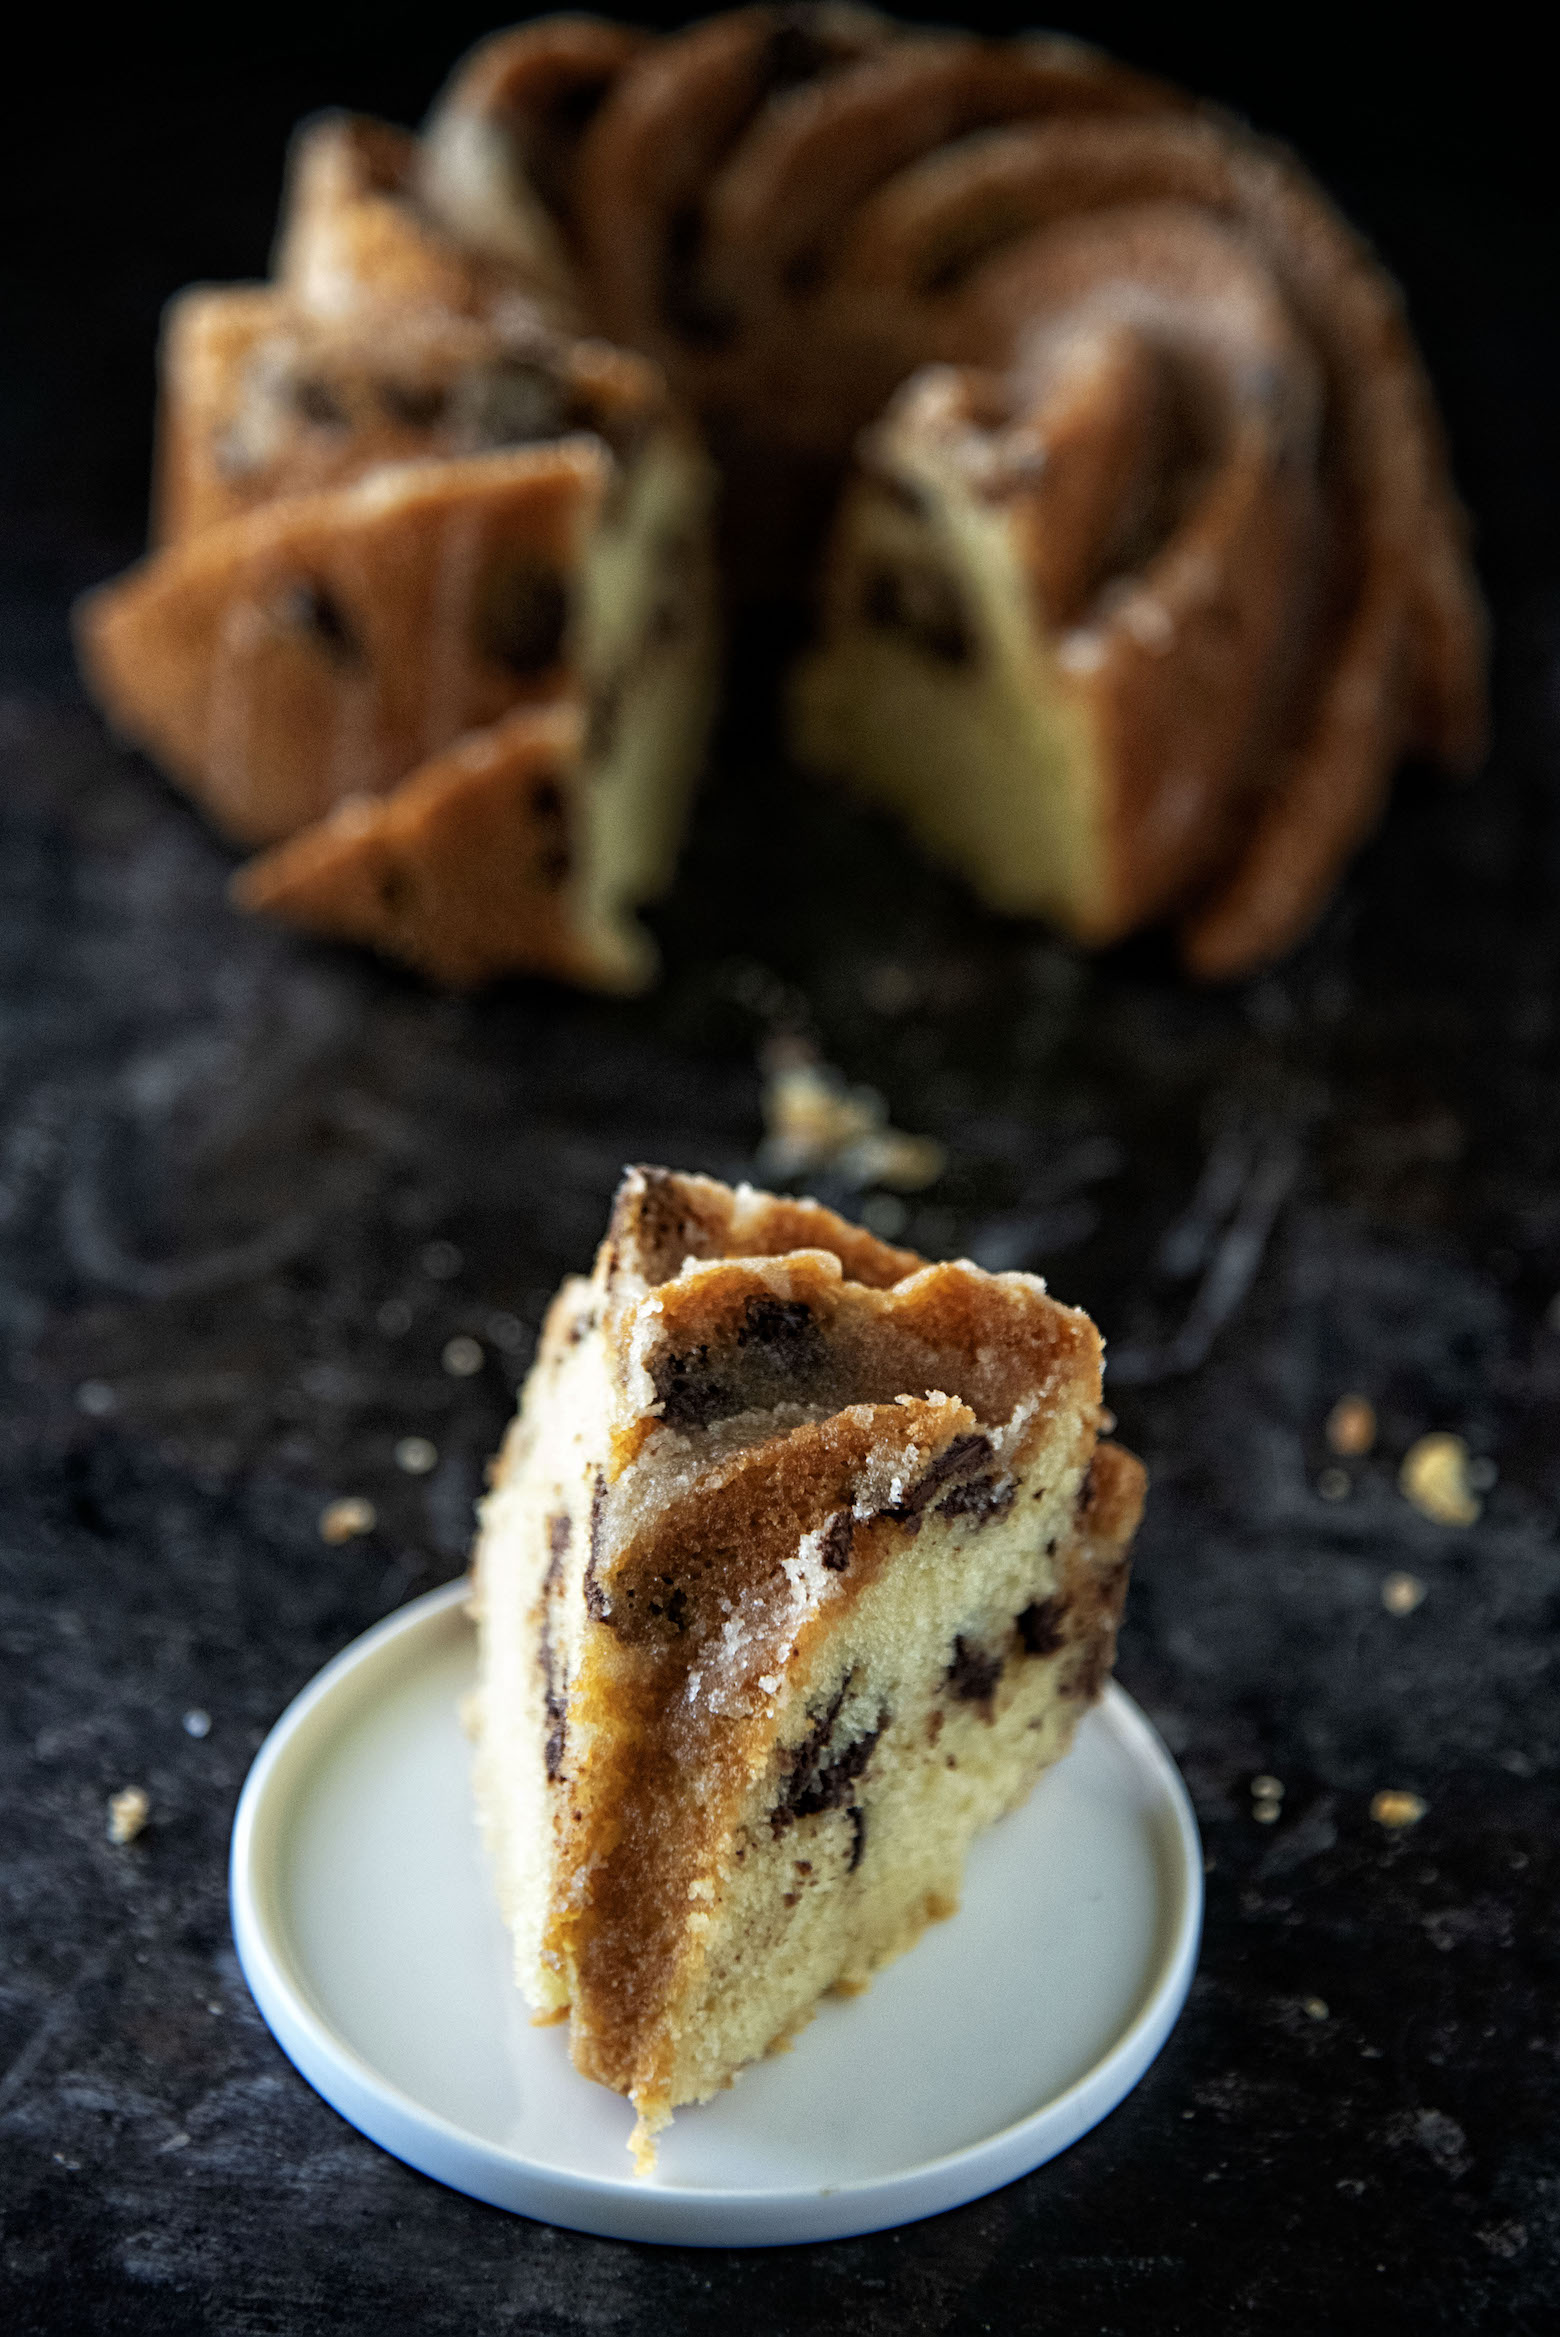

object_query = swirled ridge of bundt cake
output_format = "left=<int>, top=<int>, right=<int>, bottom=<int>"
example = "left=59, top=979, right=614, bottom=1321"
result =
left=421, top=4, right=1485, bottom=976
left=76, top=7, right=1485, bottom=982
left=77, top=281, right=718, bottom=990
left=467, top=1165, right=1144, bottom=2165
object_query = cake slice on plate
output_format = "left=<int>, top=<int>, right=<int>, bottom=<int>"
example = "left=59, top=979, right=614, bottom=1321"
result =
left=467, top=1166, right=1145, bottom=2167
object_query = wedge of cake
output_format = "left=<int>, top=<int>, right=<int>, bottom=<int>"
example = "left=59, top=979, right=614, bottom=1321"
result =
left=467, top=1166, right=1145, bottom=2166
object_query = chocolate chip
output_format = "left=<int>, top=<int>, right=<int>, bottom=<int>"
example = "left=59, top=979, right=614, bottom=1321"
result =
left=291, top=376, right=348, bottom=428
left=938, top=1473, right=1015, bottom=1524
left=456, top=360, right=569, bottom=450
left=584, top=1472, right=611, bottom=1621
left=736, top=1295, right=817, bottom=1364
left=771, top=1680, right=886, bottom=1835
left=945, top=1635, right=1002, bottom=1710
left=1064, top=1629, right=1113, bottom=1706
left=861, top=562, right=976, bottom=666
left=888, top=1434, right=993, bottom=1524
left=541, top=1515, right=570, bottom=1779
left=278, top=580, right=359, bottom=665
left=378, top=379, right=448, bottom=429
left=653, top=1341, right=723, bottom=1431
left=1016, top=1597, right=1066, bottom=1658
left=480, top=561, right=568, bottom=676
left=819, top=1513, right=853, bottom=1573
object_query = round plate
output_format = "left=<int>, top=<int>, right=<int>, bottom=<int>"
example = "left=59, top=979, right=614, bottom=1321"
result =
left=231, top=1579, right=1201, bottom=2246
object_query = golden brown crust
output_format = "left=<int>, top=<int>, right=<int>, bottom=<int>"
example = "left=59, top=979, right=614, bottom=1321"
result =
left=153, top=282, right=666, bottom=550
left=274, top=113, right=576, bottom=329
left=75, top=443, right=606, bottom=846
left=230, top=700, right=644, bottom=991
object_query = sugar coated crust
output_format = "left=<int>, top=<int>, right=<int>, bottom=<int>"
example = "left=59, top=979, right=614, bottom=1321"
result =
left=468, top=1166, right=1146, bottom=2164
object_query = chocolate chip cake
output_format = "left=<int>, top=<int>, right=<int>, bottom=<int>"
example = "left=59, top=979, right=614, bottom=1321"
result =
left=78, top=7, right=1484, bottom=984
left=79, top=317, right=716, bottom=990
left=467, top=1167, right=1144, bottom=2165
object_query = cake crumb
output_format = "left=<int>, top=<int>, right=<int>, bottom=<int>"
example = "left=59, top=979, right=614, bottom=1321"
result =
left=759, top=1041, right=944, bottom=1192
left=1326, top=1395, right=1376, bottom=1456
left=394, top=1435, right=439, bottom=1475
left=319, top=1496, right=376, bottom=1543
left=443, top=1335, right=484, bottom=1377
left=1304, top=1996, right=1330, bottom=2021
left=1382, top=1571, right=1426, bottom=1616
left=1400, top=1434, right=1480, bottom=1526
left=182, top=1708, right=211, bottom=1739
left=1317, top=1466, right=1351, bottom=1501
left=107, top=1786, right=149, bottom=1844
left=1371, top=1789, right=1427, bottom=1829
left=1251, top=1774, right=1284, bottom=1824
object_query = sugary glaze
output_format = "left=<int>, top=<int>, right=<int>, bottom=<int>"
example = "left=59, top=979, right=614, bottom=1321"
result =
left=468, top=1167, right=1145, bottom=2163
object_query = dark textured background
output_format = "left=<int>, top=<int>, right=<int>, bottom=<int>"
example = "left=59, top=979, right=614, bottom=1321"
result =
left=4, top=8, right=1560, bottom=2331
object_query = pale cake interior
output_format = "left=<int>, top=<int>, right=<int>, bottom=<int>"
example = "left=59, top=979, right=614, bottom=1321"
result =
left=792, top=372, right=1111, bottom=942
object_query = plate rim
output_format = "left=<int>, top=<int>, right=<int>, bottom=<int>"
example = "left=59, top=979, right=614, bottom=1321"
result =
left=230, top=1578, right=1202, bottom=2247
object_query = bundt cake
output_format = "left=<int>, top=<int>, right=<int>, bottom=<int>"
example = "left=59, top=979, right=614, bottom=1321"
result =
left=467, top=1165, right=1144, bottom=2164
left=77, top=7, right=1485, bottom=982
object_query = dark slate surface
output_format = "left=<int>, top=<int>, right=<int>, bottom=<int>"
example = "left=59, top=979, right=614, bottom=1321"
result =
left=4, top=10, right=1560, bottom=2331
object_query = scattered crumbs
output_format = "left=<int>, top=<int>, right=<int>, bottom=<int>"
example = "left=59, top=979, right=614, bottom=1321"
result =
left=394, top=1435, right=438, bottom=1476
left=1477, top=2221, right=1529, bottom=2260
left=181, top=1709, right=211, bottom=1740
left=442, top=1335, right=484, bottom=1378
left=377, top=1298, right=413, bottom=1337
left=1326, top=1394, right=1376, bottom=1456
left=1360, top=2045, right=1382, bottom=2059
left=1097, top=1408, right=1117, bottom=1435
left=487, top=1311, right=527, bottom=1353
left=1317, top=1466, right=1351, bottom=1501
left=319, top=1496, right=377, bottom=1544
left=1371, top=1789, right=1428, bottom=1830
left=158, top=2132, right=192, bottom=2155
left=1304, top=1996, right=1330, bottom=2021
left=1399, top=1433, right=1480, bottom=1527
left=1251, top=1772, right=1284, bottom=1825
left=1382, top=1571, right=1427, bottom=1617
left=758, top=1039, right=944, bottom=1192
left=420, top=1239, right=463, bottom=1281
left=75, top=1379, right=117, bottom=1418
left=1337, top=2177, right=1365, bottom=2196
left=107, top=1786, right=149, bottom=1845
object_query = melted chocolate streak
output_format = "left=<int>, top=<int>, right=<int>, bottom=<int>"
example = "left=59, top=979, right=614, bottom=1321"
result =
left=770, top=1673, right=887, bottom=1860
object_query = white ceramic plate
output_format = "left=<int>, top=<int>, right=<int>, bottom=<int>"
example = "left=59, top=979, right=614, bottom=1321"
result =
left=230, top=1578, right=1201, bottom=2246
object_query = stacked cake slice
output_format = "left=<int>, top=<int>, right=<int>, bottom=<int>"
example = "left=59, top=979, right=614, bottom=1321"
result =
left=468, top=1167, right=1144, bottom=2165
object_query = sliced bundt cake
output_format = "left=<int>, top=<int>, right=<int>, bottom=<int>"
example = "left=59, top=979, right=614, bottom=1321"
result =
left=467, top=1166, right=1145, bottom=2165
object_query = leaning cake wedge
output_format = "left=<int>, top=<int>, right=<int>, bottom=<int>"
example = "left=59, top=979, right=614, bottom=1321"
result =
left=467, top=1166, right=1145, bottom=2167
